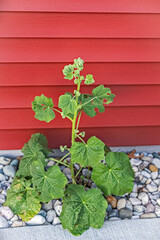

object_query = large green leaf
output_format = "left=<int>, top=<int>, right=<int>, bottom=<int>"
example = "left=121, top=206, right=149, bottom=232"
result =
left=70, top=136, right=105, bottom=167
left=81, top=97, right=96, bottom=117
left=32, top=94, right=55, bottom=123
left=16, top=140, right=46, bottom=177
left=91, top=152, right=135, bottom=196
left=5, top=177, right=41, bottom=221
left=63, top=64, right=74, bottom=80
left=29, top=133, right=50, bottom=157
left=92, top=85, right=115, bottom=104
left=84, top=74, right=95, bottom=85
left=31, top=161, right=68, bottom=202
left=60, top=184, right=107, bottom=236
left=58, top=94, right=77, bottom=116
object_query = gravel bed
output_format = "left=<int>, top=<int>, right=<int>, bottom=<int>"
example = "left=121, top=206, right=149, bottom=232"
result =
left=0, top=151, right=160, bottom=229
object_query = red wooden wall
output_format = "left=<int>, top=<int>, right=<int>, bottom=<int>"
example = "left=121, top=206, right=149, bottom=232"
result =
left=0, top=1, right=160, bottom=149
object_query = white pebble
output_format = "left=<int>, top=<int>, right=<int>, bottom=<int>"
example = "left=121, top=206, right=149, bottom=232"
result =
left=0, top=157, right=11, bottom=165
left=152, top=158, right=160, bottom=168
left=52, top=217, right=61, bottom=225
left=138, top=192, right=149, bottom=205
left=129, top=198, right=141, bottom=205
left=0, top=206, right=14, bottom=220
left=54, top=205, right=62, bottom=216
left=26, top=215, right=46, bottom=225
left=46, top=210, right=56, bottom=223
left=117, top=199, right=126, bottom=210
left=3, top=166, right=15, bottom=177
left=146, top=184, right=157, bottom=193
left=151, top=172, right=158, bottom=180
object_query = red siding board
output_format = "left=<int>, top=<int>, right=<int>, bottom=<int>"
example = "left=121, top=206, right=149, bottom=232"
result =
left=1, top=13, right=160, bottom=38
left=1, top=107, right=160, bottom=130
left=0, top=127, right=160, bottom=150
left=1, top=85, right=160, bottom=108
left=1, top=39, right=160, bottom=63
left=0, top=2, right=160, bottom=149
left=1, top=0, right=160, bottom=13
left=1, top=63, right=160, bottom=86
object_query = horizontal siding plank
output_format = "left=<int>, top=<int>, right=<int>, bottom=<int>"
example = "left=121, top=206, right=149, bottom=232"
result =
left=1, top=39, right=160, bottom=63
left=0, top=107, right=160, bottom=130
left=1, top=13, right=160, bottom=38
left=1, top=62, right=160, bottom=86
left=1, top=0, right=160, bottom=13
left=0, top=126, right=160, bottom=149
left=0, top=85, right=160, bottom=108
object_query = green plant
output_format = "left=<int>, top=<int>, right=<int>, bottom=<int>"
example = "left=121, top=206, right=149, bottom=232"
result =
left=5, top=58, right=134, bottom=236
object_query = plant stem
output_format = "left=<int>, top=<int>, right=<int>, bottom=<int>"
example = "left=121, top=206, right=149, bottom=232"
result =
left=49, top=158, right=69, bottom=167
left=55, top=152, right=70, bottom=165
left=75, top=167, right=82, bottom=178
left=70, top=75, right=81, bottom=184
left=52, top=107, right=73, bottom=121
left=76, top=110, right=82, bottom=131
left=76, top=134, right=86, bottom=144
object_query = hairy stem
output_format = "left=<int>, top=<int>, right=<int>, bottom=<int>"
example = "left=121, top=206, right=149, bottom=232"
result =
left=70, top=75, right=81, bottom=184
left=52, top=107, right=73, bottom=121
left=76, top=134, right=86, bottom=144
left=75, top=167, right=82, bottom=178
left=49, top=158, right=69, bottom=167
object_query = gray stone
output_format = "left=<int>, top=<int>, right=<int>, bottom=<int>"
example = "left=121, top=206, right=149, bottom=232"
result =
left=0, top=173, right=5, bottom=181
left=134, top=205, right=146, bottom=213
left=3, top=165, right=15, bottom=177
left=157, top=199, right=160, bottom=206
left=132, top=166, right=138, bottom=173
left=10, top=159, right=18, bottom=166
left=47, top=161, right=55, bottom=167
left=52, top=217, right=61, bottom=225
left=152, top=158, right=160, bottom=168
left=108, top=217, right=120, bottom=221
left=0, top=194, right=6, bottom=204
left=82, top=169, right=91, bottom=178
left=54, top=205, right=62, bottom=217
left=146, top=184, right=157, bottom=192
left=141, top=177, right=147, bottom=184
left=119, top=208, right=132, bottom=219
left=117, top=198, right=126, bottom=210
left=125, top=200, right=133, bottom=211
left=26, top=215, right=46, bottom=225
left=132, top=183, right=138, bottom=193
left=91, top=183, right=97, bottom=189
left=131, top=216, right=140, bottom=220
left=133, top=211, right=143, bottom=216
left=46, top=210, right=56, bottom=223
left=106, top=204, right=113, bottom=212
left=140, top=213, right=156, bottom=219
left=154, top=179, right=160, bottom=185
left=129, top=198, right=141, bottom=205
left=141, top=156, right=152, bottom=162
left=130, top=193, right=138, bottom=198
left=130, top=158, right=142, bottom=166
left=145, top=203, right=155, bottom=213
left=11, top=220, right=26, bottom=227
left=74, top=164, right=80, bottom=170
left=108, top=209, right=118, bottom=218
left=151, top=171, right=158, bottom=180
left=142, top=171, right=150, bottom=179
left=0, top=216, right=9, bottom=228
left=38, top=210, right=47, bottom=218
left=63, top=168, right=71, bottom=180
left=41, top=201, right=53, bottom=211
left=138, top=192, right=149, bottom=205
left=0, top=206, right=14, bottom=220
left=54, top=200, right=62, bottom=208
left=0, top=157, right=11, bottom=165
left=10, top=215, right=19, bottom=222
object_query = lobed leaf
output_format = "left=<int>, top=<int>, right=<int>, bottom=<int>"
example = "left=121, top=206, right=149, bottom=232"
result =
left=5, top=177, right=41, bottom=221
left=16, top=133, right=49, bottom=177
left=73, top=57, right=84, bottom=71
left=91, top=152, right=135, bottom=196
left=31, top=161, right=68, bottom=202
left=58, top=94, right=77, bottom=116
left=32, top=94, right=55, bottom=123
left=60, top=184, right=107, bottom=236
left=92, top=85, right=115, bottom=104
left=70, top=136, right=105, bottom=167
